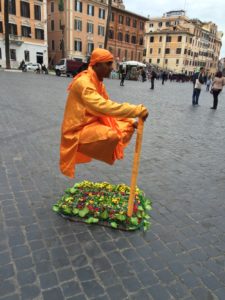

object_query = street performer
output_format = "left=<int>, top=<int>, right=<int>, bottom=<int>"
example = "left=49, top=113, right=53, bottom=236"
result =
left=60, top=48, right=149, bottom=178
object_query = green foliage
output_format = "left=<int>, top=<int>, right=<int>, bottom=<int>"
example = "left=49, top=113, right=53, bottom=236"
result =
left=52, top=181, right=152, bottom=231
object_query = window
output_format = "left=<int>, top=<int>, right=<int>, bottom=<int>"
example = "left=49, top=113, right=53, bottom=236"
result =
left=52, top=40, right=55, bottom=50
left=24, top=50, right=29, bottom=61
left=75, top=0, right=82, bottom=12
left=149, top=23, right=154, bottom=28
left=87, top=4, right=94, bottom=16
left=10, top=49, right=16, bottom=60
left=166, top=21, right=170, bottom=27
left=125, top=49, right=128, bottom=59
left=133, top=19, right=137, bottom=28
left=87, top=22, right=94, bottom=34
left=177, top=36, right=182, bottom=42
left=139, top=36, right=143, bottom=45
left=109, top=30, right=114, bottom=39
left=51, top=20, right=54, bottom=31
left=159, top=36, right=162, bottom=42
left=87, top=42, right=94, bottom=54
left=34, top=5, right=41, bottom=20
left=9, top=0, right=16, bottom=15
left=51, top=2, right=54, bottom=12
left=149, top=48, right=153, bottom=54
left=165, top=59, right=168, bottom=64
left=176, top=59, right=179, bottom=65
left=166, top=36, right=171, bottom=42
left=126, top=17, right=130, bottom=26
left=158, top=48, right=161, bottom=54
left=165, top=48, right=170, bottom=54
left=99, top=8, right=105, bottom=19
left=21, top=26, right=31, bottom=37
left=157, top=59, right=160, bottom=64
left=9, top=23, right=17, bottom=35
left=74, top=40, right=82, bottom=51
left=150, top=36, right=154, bottom=43
left=20, top=1, right=30, bottom=18
left=118, top=32, right=123, bottom=41
left=35, top=28, right=44, bottom=40
left=149, top=58, right=152, bottom=63
left=131, top=36, right=136, bottom=44
left=117, top=48, right=121, bottom=57
left=125, top=33, right=129, bottom=43
left=74, top=19, right=82, bottom=31
left=119, top=15, right=123, bottom=24
left=98, top=25, right=104, bottom=36
left=140, top=21, right=144, bottom=30
left=176, top=48, right=181, bottom=54
left=158, top=22, right=162, bottom=27
left=184, top=49, right=187, bottom=54
left=111, top=12, right=114, bottom=21
left=0, top=21, right=3, bottom=33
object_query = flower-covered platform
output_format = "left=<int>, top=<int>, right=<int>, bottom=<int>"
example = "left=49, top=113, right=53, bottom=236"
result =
left=52, top=181, right=152, bottom=231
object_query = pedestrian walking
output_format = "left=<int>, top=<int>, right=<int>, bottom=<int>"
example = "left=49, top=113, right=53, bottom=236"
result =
left=210, top=71, right=225, bottom=110
left=162, top=71, right=167, bottom=85
left=60, top=48, right=149, bottom=178
left=120, top=66, right=126, bottom=86
left=206, top=76, right=212, bottom=91
left=192, top=67, right=205, bottom=106
left=150, top=69, right=157, bottom=90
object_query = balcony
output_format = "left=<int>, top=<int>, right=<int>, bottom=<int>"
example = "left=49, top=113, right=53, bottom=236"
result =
left=9, top=34, right=24, bottom=46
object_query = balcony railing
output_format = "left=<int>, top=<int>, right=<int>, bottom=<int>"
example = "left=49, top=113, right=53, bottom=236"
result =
left=9, top=34, right=24, bottom=46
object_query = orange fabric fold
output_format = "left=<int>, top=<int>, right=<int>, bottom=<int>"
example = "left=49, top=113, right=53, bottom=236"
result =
left=60, top=65, right=146, bottom=178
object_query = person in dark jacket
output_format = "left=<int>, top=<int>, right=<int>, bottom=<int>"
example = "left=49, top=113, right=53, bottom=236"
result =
left=150, top=69, right=157, bottom=90
left=192, top=67, right=205, bottom=106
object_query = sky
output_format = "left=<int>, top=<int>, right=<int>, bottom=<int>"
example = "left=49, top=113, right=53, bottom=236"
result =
left=123, top=0, right=225, bottom=58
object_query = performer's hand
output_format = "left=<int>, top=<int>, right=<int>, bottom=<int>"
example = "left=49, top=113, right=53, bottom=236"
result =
left=133, top=121, right=138, bottom=129
left=141, top=110, right=149, bottom=121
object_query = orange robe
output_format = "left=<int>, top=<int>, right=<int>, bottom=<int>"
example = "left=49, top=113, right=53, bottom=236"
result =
left=60, top=67, right=147, bottom=178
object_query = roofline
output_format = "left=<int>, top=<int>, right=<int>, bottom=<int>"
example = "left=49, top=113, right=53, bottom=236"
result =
left=112, top=6, right=149, bottom=21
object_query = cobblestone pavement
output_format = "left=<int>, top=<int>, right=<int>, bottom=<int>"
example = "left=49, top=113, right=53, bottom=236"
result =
left=1, top=71, right=225, bottom=300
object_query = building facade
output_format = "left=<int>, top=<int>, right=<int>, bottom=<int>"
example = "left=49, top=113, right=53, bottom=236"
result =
left=47, top=0, right=108, bottom=65
left=0, top=0, right=48, bottom=68
left=144, top=10, right=223, bottom=75
left=108, top=1, right=148, bottom=68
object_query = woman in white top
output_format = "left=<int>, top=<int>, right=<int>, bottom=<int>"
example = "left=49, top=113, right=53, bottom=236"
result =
left=211, top=71, right=225, bottom=109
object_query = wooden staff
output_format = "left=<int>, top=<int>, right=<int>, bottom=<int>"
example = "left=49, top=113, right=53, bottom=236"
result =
left=127, top=117, right=144, bottom=217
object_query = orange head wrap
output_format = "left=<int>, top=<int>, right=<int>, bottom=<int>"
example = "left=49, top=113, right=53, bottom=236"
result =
left=89, top=48, right=113, bottom=66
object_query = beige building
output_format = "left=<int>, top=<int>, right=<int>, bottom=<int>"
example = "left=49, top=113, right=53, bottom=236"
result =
left=0, top=0, right=48, bottom=68
left=144, top=10, right=222, bottom=75
left=47, top=0, right=108, bottom=65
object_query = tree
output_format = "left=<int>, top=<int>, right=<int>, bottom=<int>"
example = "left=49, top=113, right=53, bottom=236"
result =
left=4, top=0, right=11, bottom=69
left=104, top=0, right=112, bottom=49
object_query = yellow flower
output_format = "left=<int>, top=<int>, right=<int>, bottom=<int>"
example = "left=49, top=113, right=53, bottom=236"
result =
left=89, top=200, right=94, bottom=204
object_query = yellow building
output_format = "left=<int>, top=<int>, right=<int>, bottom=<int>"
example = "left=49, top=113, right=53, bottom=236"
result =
left=47, top=0, right=108, bottom=65
left=0, top=0, right=48, bottom=68
left=144, top=10, right=222, bottom=75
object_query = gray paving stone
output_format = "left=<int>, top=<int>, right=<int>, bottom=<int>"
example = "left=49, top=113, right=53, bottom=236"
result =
left=0, top=279, right=16, bottom=297
left=0, top=264, right=15, bottom=281
left=42, top=287, right=64, bottom=300
left=39, top=271, right=58, bottom=289
left=76, top=266, right=95, bottom=282
left=17, top=269, right=36, bottom=286
left=1, top=72, right=225, bottom=299
left=61, top=280, right=81, bottom=298
left=81, top=280, right=105, bottom=298
left=106, top=284, right=127, bottom=300
left=20, top=285, right=41, bottom=300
